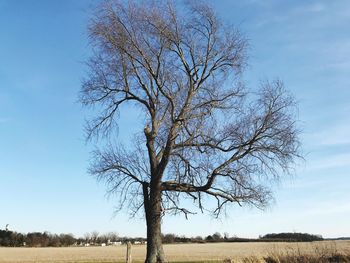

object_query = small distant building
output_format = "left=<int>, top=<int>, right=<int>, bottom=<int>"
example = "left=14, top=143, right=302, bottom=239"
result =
left=109, top=241, right=122, bottom=246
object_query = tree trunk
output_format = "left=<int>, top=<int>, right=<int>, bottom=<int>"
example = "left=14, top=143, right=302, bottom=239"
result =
left=143, top=183, right=166, bottom=263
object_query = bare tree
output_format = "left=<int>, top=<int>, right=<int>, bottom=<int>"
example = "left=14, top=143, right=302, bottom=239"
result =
left=81, top=1, right=301, bottom=263
left=90, top=231, right=100, bottom=245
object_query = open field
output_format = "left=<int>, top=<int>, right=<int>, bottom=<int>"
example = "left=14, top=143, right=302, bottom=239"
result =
left=0, top=241, right=349, bottom=263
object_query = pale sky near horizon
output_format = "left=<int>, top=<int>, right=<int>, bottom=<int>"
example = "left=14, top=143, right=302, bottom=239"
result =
left=1, top=0, right=349, bottom=239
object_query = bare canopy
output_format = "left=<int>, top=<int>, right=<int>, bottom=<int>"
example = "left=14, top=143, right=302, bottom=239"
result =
left=81, top=1, right=300, bottom=262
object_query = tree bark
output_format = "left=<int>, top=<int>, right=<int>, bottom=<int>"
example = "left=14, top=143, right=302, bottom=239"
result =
left=143, top=182, right=166, bottom=263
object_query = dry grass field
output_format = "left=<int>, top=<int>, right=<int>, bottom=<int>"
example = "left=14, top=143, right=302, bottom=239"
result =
left=0, top=241, right=349, bottom=263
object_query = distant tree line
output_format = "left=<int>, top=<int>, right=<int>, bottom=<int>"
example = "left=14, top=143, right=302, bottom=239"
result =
left=162, top=232, right=324, bottom=244
left=0, top=229, right=323, bottom=247
left=0, top=229, right=120, bottom=247
left=260, top=232, right=324, bottom=242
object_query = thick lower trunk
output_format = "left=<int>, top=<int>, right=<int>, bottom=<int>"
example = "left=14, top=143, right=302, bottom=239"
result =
left=143, top=183, right=166, bottom=263
left=145, top=211, right=165, bottom=263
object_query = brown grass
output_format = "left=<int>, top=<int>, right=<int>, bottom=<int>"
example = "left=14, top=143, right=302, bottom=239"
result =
left=0, top=241, right=349, bottom=263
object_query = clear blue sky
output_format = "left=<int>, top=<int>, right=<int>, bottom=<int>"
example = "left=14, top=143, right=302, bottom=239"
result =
left=1, top=0, right=349, bottom=239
